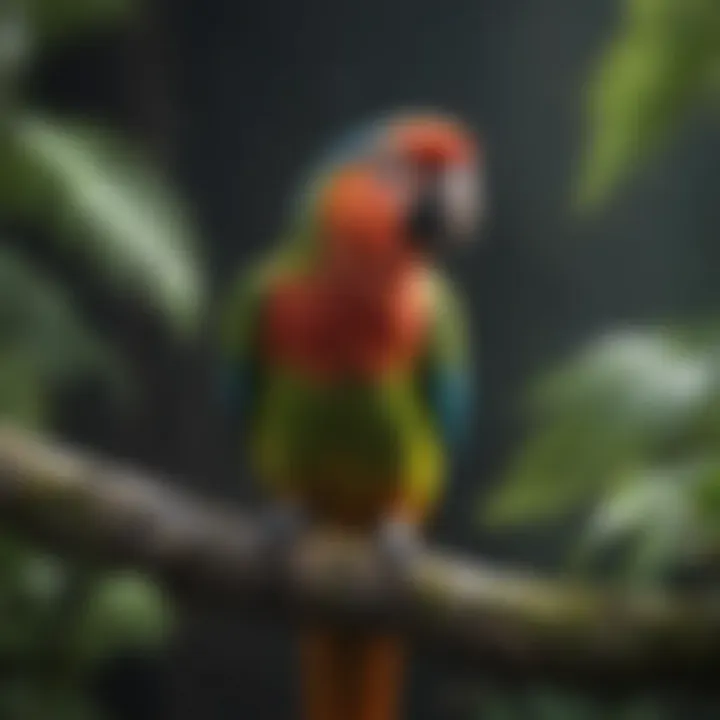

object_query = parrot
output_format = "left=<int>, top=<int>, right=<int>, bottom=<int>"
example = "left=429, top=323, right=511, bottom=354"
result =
left=218, top=110, right=482, bottom=720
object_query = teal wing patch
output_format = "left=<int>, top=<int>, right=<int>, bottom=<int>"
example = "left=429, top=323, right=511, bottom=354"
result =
left=217, top=265, right=268, bottom=434
left=420, top=274, right=475, bottom=456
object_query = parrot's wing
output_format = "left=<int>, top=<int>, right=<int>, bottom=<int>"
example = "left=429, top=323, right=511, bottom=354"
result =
left=217, top=261, right=272, bottom=435
left=216, top=203, right=320, bottom=433
left=419, top=272, right=475, bottom=454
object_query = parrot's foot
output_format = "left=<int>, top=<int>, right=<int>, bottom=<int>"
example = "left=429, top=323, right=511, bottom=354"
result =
left=375, top=518, right=422, bottom=578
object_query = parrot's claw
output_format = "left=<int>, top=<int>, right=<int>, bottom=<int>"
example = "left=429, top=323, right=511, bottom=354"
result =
left=375, top=519, right=422, bottom=578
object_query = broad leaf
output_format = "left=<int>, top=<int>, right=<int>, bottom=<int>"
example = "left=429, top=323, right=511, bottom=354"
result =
left=73, top=570, right=172, bottom=663
left=482, top=422, right=626, bottom=527
left=484, top=329, right=717, bottom=527
left=0, top=245, right=123, bottom=428
left=484, top=323, right=720, bottom=583
left=578, top=0, right=720, bottom=206
left=5, top=115, right=206, bottom=336
left=0, top=246, right=114, bottom=377
left=575, top=467, right=699, bottom=581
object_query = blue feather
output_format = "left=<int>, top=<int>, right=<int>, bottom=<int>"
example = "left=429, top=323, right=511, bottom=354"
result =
left=429, top=368, right=474, bottom=454
left=285, top=119, right=388, bottom=220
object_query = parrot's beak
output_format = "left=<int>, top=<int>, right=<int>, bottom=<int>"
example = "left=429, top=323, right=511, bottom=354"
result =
left=407, top=163, right=480, bottom=251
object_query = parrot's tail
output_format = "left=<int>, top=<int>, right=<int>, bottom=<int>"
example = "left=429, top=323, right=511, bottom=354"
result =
left=300, top=628, right=406, bottom=720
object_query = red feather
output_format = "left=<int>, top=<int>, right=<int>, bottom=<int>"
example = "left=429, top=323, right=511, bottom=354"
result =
left=263, top=269, right=430, bottom=380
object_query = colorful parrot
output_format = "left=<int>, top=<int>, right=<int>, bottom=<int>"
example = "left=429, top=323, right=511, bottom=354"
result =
left=219, top=110, right=482, bottom=720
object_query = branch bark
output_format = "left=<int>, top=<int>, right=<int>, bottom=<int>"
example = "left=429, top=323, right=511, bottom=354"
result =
left=0, top=424, right=719, bottom=694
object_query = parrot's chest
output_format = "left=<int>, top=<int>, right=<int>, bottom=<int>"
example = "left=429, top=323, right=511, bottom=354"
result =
left=263, top=272, right=429, bottom=379
left=253, top=372, right=440, bottom=520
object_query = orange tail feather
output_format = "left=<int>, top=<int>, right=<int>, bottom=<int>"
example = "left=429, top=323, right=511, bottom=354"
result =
left=300, top=629, right=406, bottom=720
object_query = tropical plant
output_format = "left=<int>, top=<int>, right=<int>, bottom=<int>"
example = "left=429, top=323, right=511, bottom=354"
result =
left=477, top=327, right=720, bottom=720
left=0, top=1, right=205, bottom=718
left=579, top=0, right=720, bottom=207
left=486, top=0, right=720, bottom=586
left=480, top=1, right=720, bottom=717
left=485, top=327, right=720, bottom=581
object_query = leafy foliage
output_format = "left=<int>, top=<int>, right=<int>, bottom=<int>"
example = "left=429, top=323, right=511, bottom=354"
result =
left=26, top=0, right=134, bottom=42
left=479, top=687, right=675, bottom=720
left=0, top=246, right=123, bottom=429
left=0, top=0, right=205, bottom=337
left=5, top=115, right=205, bottom=335
left=484, top=327, right=720, bottom=579
left=579, top=0, right=720, bottom=206
left=0, top=0, right=198, bottom=717
left=479, top=684, right=664, bottom=720
left=481, top=2, right=720, bottom=717
left=0, top=538, right=170, bottom=720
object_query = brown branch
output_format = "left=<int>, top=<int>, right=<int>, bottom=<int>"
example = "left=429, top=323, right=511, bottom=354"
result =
left=0, top=424, right=719, bottom=695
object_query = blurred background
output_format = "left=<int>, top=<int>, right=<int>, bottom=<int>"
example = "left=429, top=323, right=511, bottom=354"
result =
left=2, top=0, right=720, bottom=718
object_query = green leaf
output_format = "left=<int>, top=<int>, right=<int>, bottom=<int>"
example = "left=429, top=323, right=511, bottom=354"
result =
left=0, top=350, right=48, bottom=429
left=573, top=467, right=699, bottom=581
left=531, top=688, right=599, bottom=720
left=0, top=678, right=99, bottom=720
left=74, top=570, right=172, bottom=663
left=482, top=324, right=720, bottom=539
left=26, top=0, right=133, bottom=42
left=5, top=115, right=206, bottom=336
left=0, top=6, right=32, bottom=98
left=530, top=330, right=713, bottom=442
left=578, top=0, right=720, bottom=207
left=0, top=543, right=60, bottom=655
left=474, top=687, right=663, bottom=720
left=484, top=329, right=717, bottom=528
left=482, top=423, right=616, bottom=527
left=0, top=246, right=124, bottom=426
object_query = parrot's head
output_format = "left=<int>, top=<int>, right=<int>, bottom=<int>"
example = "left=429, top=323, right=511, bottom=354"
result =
left=310, top=111, right=483, bottom=282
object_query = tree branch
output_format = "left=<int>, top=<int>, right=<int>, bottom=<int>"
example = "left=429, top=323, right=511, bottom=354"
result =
left=0, top=424, right=719, bottom=694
